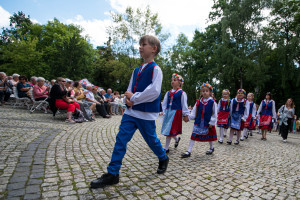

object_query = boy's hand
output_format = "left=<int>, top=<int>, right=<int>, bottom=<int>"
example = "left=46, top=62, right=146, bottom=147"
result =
left=125, top=91, right=133, bottom=99
left=126, top=99, right=134, bottom=107
left=209, top=124, right=213, bottom=128
left=183, top=115, right=189, bottom=122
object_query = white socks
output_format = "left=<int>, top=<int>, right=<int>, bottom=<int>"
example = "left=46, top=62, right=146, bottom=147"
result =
left=165, top=136, right=179, bottom=150
left=219, top=128, right=224, bottom=142
left=187, top=140, right=195, bottom=153
left=209, top=141, right=214, bottom=149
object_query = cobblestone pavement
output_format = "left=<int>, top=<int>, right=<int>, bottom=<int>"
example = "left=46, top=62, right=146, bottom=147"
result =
left=0, top=106, right=299, bottom=200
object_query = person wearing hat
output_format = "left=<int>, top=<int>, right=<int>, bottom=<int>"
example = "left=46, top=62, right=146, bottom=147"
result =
left=181, top=83, right=218, bottom=157
left=216, top=89, right=231, bottom=144
left=161, top=73, right=189, bottom=153
left=227, top=89, right=250, bottom=145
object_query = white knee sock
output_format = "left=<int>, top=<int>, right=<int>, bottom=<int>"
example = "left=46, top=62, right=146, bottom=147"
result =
left=187, top=140, right=195, bottom=153
left=236, top=131, right=241, bottom=141
left=224, top=128, right=228, bottom=136
left=165, top=137, right=171, bottom=150
left=219, top=128, right=224, bottom=141
left=241, top=129, right=247, bottom=139
left=229, top=129, right=234, bottom=142
left=209, top=141, right=214, bottom=149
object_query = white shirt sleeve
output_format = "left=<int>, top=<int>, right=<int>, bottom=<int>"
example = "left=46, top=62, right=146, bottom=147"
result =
left=217, top=100, right=221, bottom=113
left=188, top=102, right=197, bottom=121
left=209, top=101, right=218, bottom=125
left=181, top=91, right=189, bottom=116
left=242, top=100, right=250, bottom=121
left=257, top=101, right=263, bottom=116
left=130, top=66, right=162, bottom=105
left=272, top=100, right=277, bottom=120
left=161, top=92, right=169, bottom=113
left=229, top=99, right=234, bottom=116
left=252, top=103, right=257, bottom=118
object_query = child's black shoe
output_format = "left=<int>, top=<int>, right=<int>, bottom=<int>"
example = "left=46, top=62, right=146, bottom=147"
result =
left=174, top=137, right=181, bottom=148
left=206, top=148, right=214, bottom=155
left=157, top=157, right=169, bottom=174
left=227, top=141, right=232, bottom=145
left=234, top=141, right=239, bottom=145
left=164, top=149, right=169, bottom=154
left=218, top=140, right=223, bottom=144
left=181, top=151, right=191, bottom=158
left=90, top=173, right=119, bottom=189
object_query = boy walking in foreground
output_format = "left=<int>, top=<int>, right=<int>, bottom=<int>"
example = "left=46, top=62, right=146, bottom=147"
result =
left=90, top=35, right=169, bottom=189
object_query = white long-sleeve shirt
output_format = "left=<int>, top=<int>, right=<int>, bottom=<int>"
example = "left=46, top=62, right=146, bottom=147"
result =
left=229, top=97, right=250, bottom=122
left=257, top=99, right=277, bottom=120
left=248, top=101, right=257, bottom=119
left=124, top=63, right=162, bottom=120
left=161, top=89, right=189, bottom=116
left=188, top=97, right=218, bottom=125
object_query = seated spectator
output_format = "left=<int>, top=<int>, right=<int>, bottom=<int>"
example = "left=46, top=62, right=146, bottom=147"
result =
left=10, top=73, right=19, bottom=87
left=104, top=88, right=113, bottom=101
left=0, top=72, right=12, bottom=106
left=50, top=79, right=56, bottom=88
left=65, top=79, right=75, bottom=98
left=17, top=75, right=31, bottom=98
left=99, top=89, right=112, bottom=115
left=110, top=91, right=119, bottom=115
left=30, top=76, right=37, bottom=87
left=49, top=77, right=80, bottom=123
left=86, top=85, right=111, bottom=118
left=33, top=77, right=50, bottom=101
left=73, top=81, right=96, bottom=116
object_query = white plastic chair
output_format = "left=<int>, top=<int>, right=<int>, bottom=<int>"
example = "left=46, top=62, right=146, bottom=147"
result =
left=12, top=87, right=31, bottom=109
left=29, top=89, right=49, bottom=113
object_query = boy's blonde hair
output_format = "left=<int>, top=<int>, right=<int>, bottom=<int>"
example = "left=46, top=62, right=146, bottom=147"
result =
left=139, top=35, right=161, bottom=56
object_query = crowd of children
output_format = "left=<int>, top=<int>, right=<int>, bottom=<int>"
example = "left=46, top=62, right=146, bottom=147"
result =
left=90, top=35, right=294, bottom=189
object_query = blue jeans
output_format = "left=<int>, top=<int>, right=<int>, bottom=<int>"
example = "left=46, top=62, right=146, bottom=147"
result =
left=107, top=114, right=167, bottom=175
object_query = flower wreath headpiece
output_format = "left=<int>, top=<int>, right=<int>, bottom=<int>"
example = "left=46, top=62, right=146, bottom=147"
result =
left=172, top=73, right=184, bottom=83
left=201, top=83, right=213, bottom=91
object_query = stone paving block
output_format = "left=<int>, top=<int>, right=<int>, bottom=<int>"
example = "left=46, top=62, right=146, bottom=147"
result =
left=1, top=107, right=300, bottom=200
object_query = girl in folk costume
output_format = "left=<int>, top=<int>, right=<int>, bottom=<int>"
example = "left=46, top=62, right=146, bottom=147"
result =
left=161, top=74, right=189, bottom=153
left=241, top=93, right=257, bottom=140
left=181, top=83, right=218, bottom=157
left=257, top=92, right=276, bottom=140
left=227, top=89, right=250, bottom=145
left=217, top=89, right=231, bottom=144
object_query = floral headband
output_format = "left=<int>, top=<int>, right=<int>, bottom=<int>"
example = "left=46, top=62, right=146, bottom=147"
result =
left=201, top=83, right=213, bottom=91
left=237, top=89, right=246, bottom=95
left=222, top=89, right=230, bottom=95
left=172, top=73, right=184, bottom=83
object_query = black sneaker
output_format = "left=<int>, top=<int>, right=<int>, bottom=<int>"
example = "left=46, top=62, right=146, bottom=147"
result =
left=90, top=173, right=119, bottom=189
left=174, top=137, right=181, bottom=148
left=181, top=151, right=191, bottom=158
left=206, top=148, right=214, bottom=155
left=227, top=141, right=232, bottom=145
left=157, top=157, right=169, bottom=174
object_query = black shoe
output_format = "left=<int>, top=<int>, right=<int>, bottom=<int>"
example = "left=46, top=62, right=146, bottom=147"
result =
left=234, top=133, right=236, bottom=135
left=157, top=157, right=169, bottom=174
left=227, top=141, right=232, bottom=145
left=240, top=138, right=244, bottom=141
left=223, top=135, right=227, bottom=138
left=164, top=149, right=169, bottom=154
left=234, top=141, right=239, bottom=145
left=181, top=152, right=191, bottom=158
left=174, top=137, right=181, bottom=148
left=206, top=148, right=214, bottom=155
left=90, top=173, right=119, bottom=189
left=245, top=135, right=248, bottom=139
left=218, top=140, right=223, bottom=144
left=250, top=133, right=253, bottom=136
left=104, top=115, right=111, bottom=118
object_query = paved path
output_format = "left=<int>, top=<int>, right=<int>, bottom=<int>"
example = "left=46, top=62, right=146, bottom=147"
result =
left=0, top=106, right=299, bottom=199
